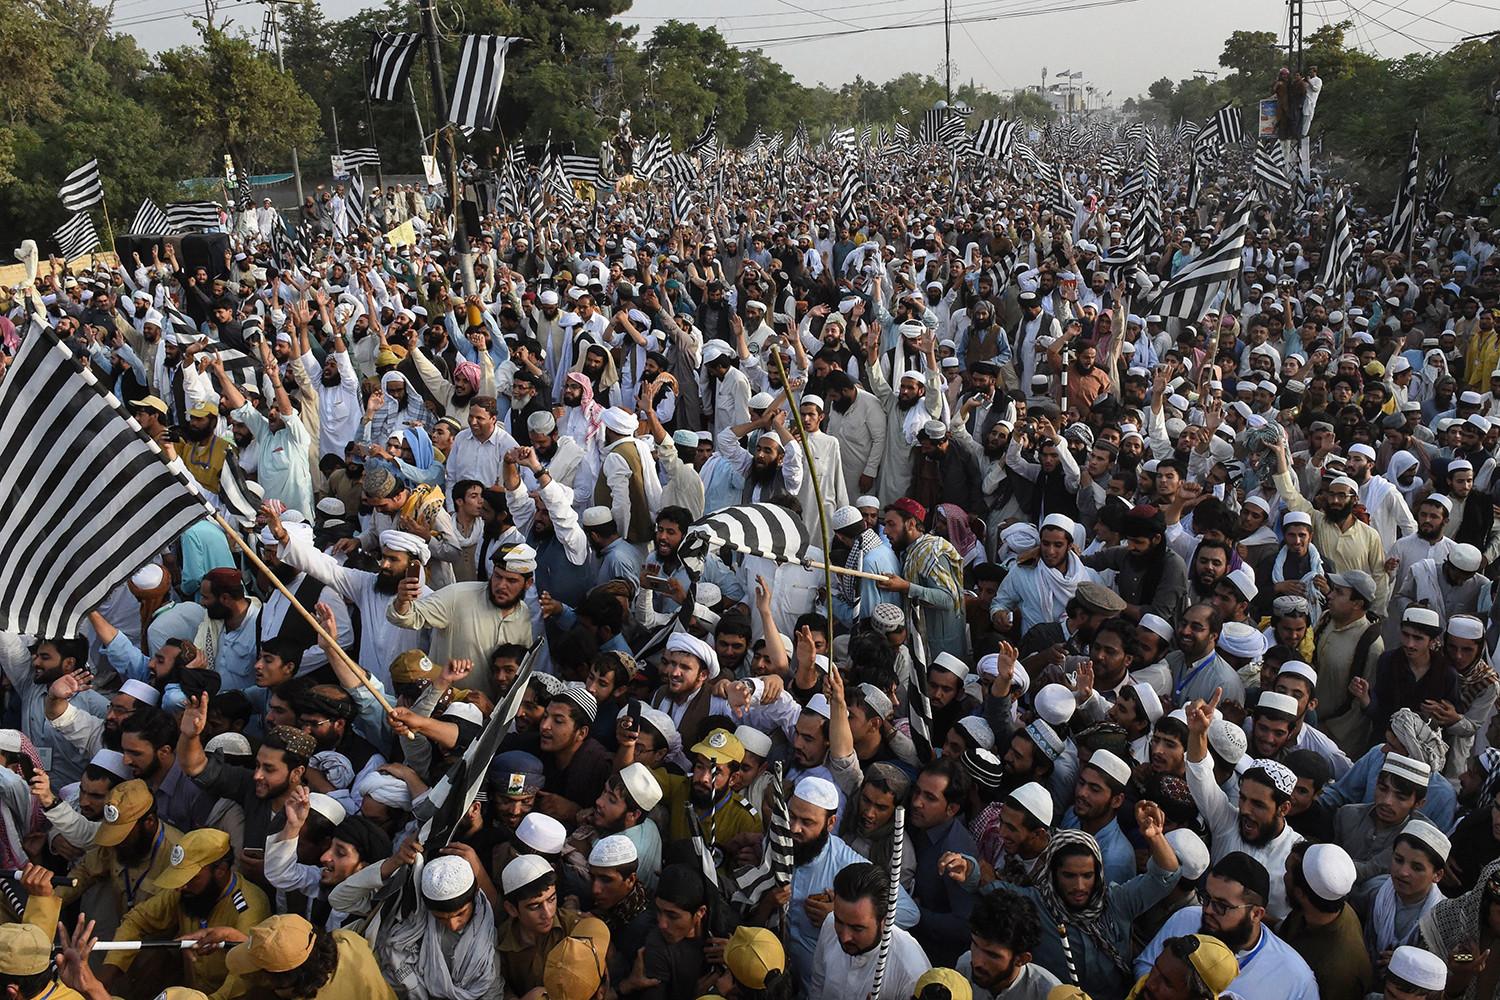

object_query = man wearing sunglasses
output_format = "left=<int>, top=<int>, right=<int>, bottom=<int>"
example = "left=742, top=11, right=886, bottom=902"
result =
left=1134, top=852, right=1317, bottom=1000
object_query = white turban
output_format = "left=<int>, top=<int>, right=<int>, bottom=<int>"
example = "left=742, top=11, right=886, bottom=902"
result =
left=666, top=631, right=719, bottom=679
left=379, top=529, right=431, bottom=564
left=354, top=769, right=414, bottom=809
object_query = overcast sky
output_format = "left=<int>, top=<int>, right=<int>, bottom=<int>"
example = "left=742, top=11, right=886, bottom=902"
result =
left=121, top=0, right=1486, bottom=100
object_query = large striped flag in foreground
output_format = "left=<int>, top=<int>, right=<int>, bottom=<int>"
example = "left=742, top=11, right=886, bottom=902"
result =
left=679, top=502, right=810, bottom=571
left=0, top=325, right=207, bottom=636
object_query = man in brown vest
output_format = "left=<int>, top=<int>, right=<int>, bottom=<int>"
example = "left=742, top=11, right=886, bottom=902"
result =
left=593, top=406, right=659, bottom=545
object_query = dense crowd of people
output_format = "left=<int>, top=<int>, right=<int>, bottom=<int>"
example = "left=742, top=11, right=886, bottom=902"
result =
left=0, top=110, right=1499, bottom=1000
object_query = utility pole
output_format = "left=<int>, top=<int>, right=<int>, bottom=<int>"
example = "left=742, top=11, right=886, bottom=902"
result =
left=943, top=0, right=952, bottom=103
left=417, top=0, right=475, bottom=295
left=264, top=0, right=304, bottom=204
left=1288, top=0, right=1303, bottom=70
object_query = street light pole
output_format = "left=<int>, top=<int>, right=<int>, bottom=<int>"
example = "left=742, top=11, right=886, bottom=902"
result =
left=264, top=0, right=304, bottom=204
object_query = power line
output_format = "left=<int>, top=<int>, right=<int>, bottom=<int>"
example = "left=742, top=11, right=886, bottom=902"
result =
left=728, top=0, right=1151, bottom=48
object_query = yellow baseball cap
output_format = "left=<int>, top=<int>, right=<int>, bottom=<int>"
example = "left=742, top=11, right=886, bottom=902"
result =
left=390, top=649, right=443, bottom=684
left=726, top=926, right=784, bottom=989
left=225, top=914, right=317, bottom=976
left=543, top=916, right=611, bottom=1000
left=94, top=779, right=155, bottom=847
left=133, top=395, right=168, bottom=414
left=0, top=922, right=52, bottom=976
left=1046, top=988, right=1092, bottom=1000
left=155, top=828, right=232, bottom=890
left=1185, top=934, right=1238, bottom=997
left=187, top=401, right=220, bottom=419
left=915, top=969, right=972, bottom=1000
left=690, top=728, right=744, bottom=765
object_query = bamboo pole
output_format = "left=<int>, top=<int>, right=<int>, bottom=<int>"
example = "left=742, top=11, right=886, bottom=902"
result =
left=767, top=350, right=836, bottom=643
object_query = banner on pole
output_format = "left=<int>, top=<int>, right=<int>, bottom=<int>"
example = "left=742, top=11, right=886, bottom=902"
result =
left=330, top=155, right=349, bottom=179
left=1258, top=100, right=1278, bottom=138
left=421, top=155, right=442, bottom=186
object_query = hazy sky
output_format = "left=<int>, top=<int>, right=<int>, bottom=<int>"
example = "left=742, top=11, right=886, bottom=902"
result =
left=118, top=0, right=1487, bottom=100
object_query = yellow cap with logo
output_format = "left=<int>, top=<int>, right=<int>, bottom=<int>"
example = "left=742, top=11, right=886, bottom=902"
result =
left=690, top=728, right=744, bottom=765
left=94, top=779, right=155, bottom=847
left=155, top=828, right=232, bottom=890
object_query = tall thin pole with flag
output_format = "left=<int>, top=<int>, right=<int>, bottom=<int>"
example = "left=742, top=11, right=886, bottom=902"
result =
left=867, top=806, right=905, bottom=1000
left=768, top=349, right=835, bottom=643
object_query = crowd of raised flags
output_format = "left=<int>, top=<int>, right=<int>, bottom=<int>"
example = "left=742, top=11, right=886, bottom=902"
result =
left=0, top=80, right=1498, bottom=1000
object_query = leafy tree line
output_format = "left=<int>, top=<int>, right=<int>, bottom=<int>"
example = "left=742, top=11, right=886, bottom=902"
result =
left=1126, top=22, right=1500, bottom=210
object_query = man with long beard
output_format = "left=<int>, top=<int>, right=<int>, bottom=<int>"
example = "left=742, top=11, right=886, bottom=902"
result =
left=1135, top=852, right=1317, bottom=1000
left=866, top=326, right=944, bottom=503
left=253, top=516, right=352, bottom=675
left=98, top=827, right=270, bottom=998
left=1082, top=504, right=1189, bottom=624
left=760, top=776, right=919, bottom=986
left=0, top=634, right=107, bottom=788
left=178, top=400, right=231, bottom=492
left=1270, top=440, right=1389, bottom=612
left=267, top=508, right=431, bottom=691
left=385, top=540, right=534, bottom=698
left=823, top=371, right=886, bottom=497
left=717, top=405, right=804, bottom=503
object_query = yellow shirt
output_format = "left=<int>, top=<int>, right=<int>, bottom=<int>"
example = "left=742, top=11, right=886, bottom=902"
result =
left=107, top=874, right=271, bottom=995
left=215, top=929, right=398, bottom=1000
left=19, top=896, right=88, bottom=1000
left=60, top=821, right=184, bottom=914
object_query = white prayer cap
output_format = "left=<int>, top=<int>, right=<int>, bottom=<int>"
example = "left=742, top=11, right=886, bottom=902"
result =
left=204, top=732, right=251, bottom=757
left=308, top=792, right=346, bottom=826
left=1217, top=621, right=1267, bottom=660
left=734, top=725, right=772, bottom=760
left=666, top=631, right=719, bottom=677
left=671, top=429, right=698, bottom=449
left=1400, top=819, right=1451, bottom=862
left=600, top=407, right=639, bottom=434
left=589, top=834, right=638, bottom=868
left=619, top=762, right=663, bottom=811
left=1426, top=493, right=1454, bottom=514
left=1244, top=495, right=1271, bottom=515
left=1276, top=661, right=1318, bottom=688
left=855, top=684, right=894, bottom=720
left=749, top=391, right=776, bottom=410
left=582, top=506, right=616, bottom=529
left=793, top=776, right=840, bottom=811
left=1139, top=613, right=1174, bottom=642
left=1222, top=566, right=1257, bottom=601
left=442, top=701, right=484, bottom=727
left=1034, top=684, right=1076, bottom=726
left=1256, top=691, right=1299, bottom=718
left=316, top=497, right=346, bottom=517
left=421, top=855, right=477, bottom=904
left=1282, top=510, right=1313, bottom=528
left=801, top=393, right=826, bottom=411
left=517, top=813, right=568, bottom=855
left=90, top=748, right=133, bottom=780
left=955, top=715, right=995, bottom=751
left=931, top=652, right=968, bottom=680
left=502, top=543, right=538, bottom=574
left=805, top=693, right=832, bottom=719
left=1040, top=513, right=1076, bottom=537
left=130, top=564, right=165, bottom=591
left=1389, top=946, right=1448, bottom=992
left=1448, top=614, right=1485, bottom=641
left=1402, top=606, right=1442, bottom=632
left=1348, top=443, right=1377, bottom=461
left=379, top=529, right=431, bottom=563
left=142, top=308, right=164, bottom=329
left=855, top=495, right=881, bottom=510
left=1131, top=682, right=1164, bottom=723
left=1301, top=843, right=1357, bottom=901
left=528, top=410, right=557, bottom=434
left=1085, top=748, right=1132, bottom=789
left=1207, top=719, right=1247, bottom=764
left=1007, top=782, right=1053, bottom=827
left=1450, top=543, right=1483, bottom=573
left=1381, top=752, right=1432, bottom=787
left=119, top=679, right=160, bottom=707
left=0, top=731, right=26, bottom=755
left=1158, top=829, right=1208, bottom=882
left=501, top=854, right=554, bottom=895
left=831, top=506, right=863, bottom=531
left=538, top=289, right=560, bottom=306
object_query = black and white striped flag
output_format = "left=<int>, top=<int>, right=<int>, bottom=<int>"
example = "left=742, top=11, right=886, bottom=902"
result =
left=366, top=30, right=422, bottom=102
left=919, top=107, right=946, bottom=146
left=1426, top=154, right=1451, bottom=215
left=218, top=451, right=262, bottom=529
left=867, top=806, right=906, bottom=1000
left=1186, top=153, right=1202, bottom=209
left=1319, top=188, right=1355, bottom=293
left=58, top=160, right=104, bottom=213
left=660, top=153, right=700, bottom=186
left=448, top=35, right=518, bottom=132
left=838, top=161, right=862, bottom=224
left=689, top=108, right=719, bottom=155
left=892, top=121, right=912, bottom=146
left=972, top=119, right=1016, bottom=161
left=1388, top=128, right=1420, bottom=257
left=342, top=171, right=366, bottom=233
left=545, top=154, right=575, bottom=212
left=167, top=202, right=222, bottom=232
left=342, top=147, right=381, bottom=169
left=730, top=761, right=793, bottom=906
left=1149, top=206, right=1252, bottom=320
left=1174, top=118, right=1200, bottom=144
left=560, top=154, right=603, bottom=188
left=635, top=133, right=669, bottom=180
left=906, top=607, right=935, bottom=765
left=678, top=503, right=810, bottom=570
left=53, top=214, right=100, bottom=261
left=1253, top=141, right=1291, bottom=198
left=671, top=187, right=694, bottom=227
left=1211, top=103, right=1245, bottom=145
left=0, top=325, right=209, bottom=637
left=126, top=198, right=174, bottom=236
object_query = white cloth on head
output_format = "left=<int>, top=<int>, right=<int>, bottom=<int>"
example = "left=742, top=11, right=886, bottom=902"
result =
left=379, top=529, right=432, bottom=564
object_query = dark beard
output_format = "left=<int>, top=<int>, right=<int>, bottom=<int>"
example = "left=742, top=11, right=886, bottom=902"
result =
left=1324, top=502, right=1353, bottom=522
left=831, top=395, right=853, bottom=414
left=182, top=878, right=223, bottom=918
left=1191, top=573, right=1220, bottom=598
left=181, top=423, right=212, bottom=443
left=374, top=571, right=401, bottom=594
left=487, top=586, right=523, bottom=610
left=564, top=395, right=582, bottom=408
left=984, top=441, right=1007, bottom=459
left=322, top=371, right=341, bottom=387
left=749, top=460, right=778, bottom=486
left=1205, top=914, right=1256, bottom=952
left=897, top=396, right=919, bottom=411
left=791, top=827, right=831, bottom=866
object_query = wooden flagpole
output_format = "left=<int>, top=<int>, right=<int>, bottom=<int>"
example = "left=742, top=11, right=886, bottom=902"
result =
left=210, top=512, right=401, bottom=719
left=767, top=350, right=836, bottom=642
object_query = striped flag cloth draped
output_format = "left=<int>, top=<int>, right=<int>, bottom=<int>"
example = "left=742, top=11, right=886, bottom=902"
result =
left=0, top=325, right=209, bottom=637
left=660, top=154, right=699, bottom=185
left=1211, top=103, right=1245, bottom=145
left=892, top=121, right=912, bottom=146
left=1186, top=153, right=1202, bottom=209
left=972, top=119, right=1016, bottom=161
left=838, top=161, right=862, bottom=223
left=635, top=133, right=669, bottom=179
left=58, top=160, right=104, bottom=212
left=126, top=199, right=174, bottom=235
left=1319, top=188, right=1355, bottom=293
left=1388, top=128, right=1420, bottom=257
left=448, top=35, right=518, bottom=131
left=1253, top=141, right=1291, bottom=197
left=366, top=30, right=422, bottom=102
left=678, top=503, right=810, bottom=571
left=688, top=802, right=726, bottom=894
left=560, top=154, right=602, bottom=188
left=671, top=188, right=694, bottom=227
left=373, top=639, right=539, bottom=923
left=731, top=762, right=793, bottom=906
left=689, top=108, right=719, bottom=155
left=1149, top=206, right=1252, bottom=320
left=342, top=148, right=381, bottom=169
left=53, top=214, right=100, bottom=261
left=342, top=171, right=367, bottom=233
left=167, top=202, right=222, bottom=232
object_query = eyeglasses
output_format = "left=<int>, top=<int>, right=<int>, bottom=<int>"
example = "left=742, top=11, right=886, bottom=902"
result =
left=1196, top=888, right=1253, bottom=915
